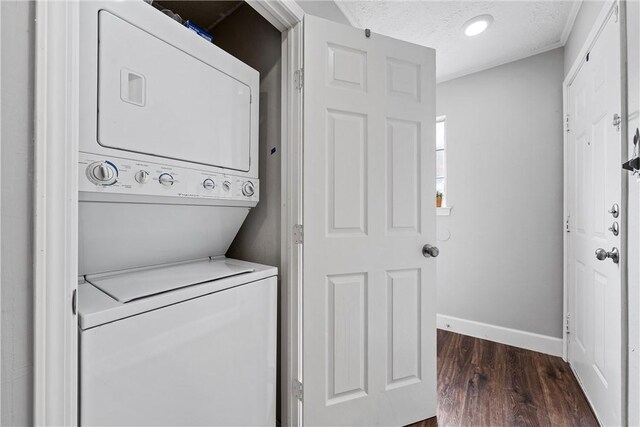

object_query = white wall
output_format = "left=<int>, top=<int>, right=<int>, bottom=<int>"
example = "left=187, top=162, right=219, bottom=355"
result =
left=1, top=1, right=35, bottom=425
left=436, top=48, right=565, bottom=343
left=564, top=1, right=606, bottom=77
left=296, top=0, right=350, bottom=25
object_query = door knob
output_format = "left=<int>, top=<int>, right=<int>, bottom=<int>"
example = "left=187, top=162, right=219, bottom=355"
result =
left=595, top=247, right=619, bottom=264
left=422, top=244, right=439, bottom=258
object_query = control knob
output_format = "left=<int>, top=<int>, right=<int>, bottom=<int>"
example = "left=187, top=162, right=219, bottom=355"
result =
left=222, top=180, right=232, bottom=192
left=135, top=170, right=150, bottom=184
left=242, top=181, right=255, bottom=197
left=203, top=178, right=215, bottom=190
left=86, top=161, right=118, bottom=186
left=158, top=173, right=175, bottom=187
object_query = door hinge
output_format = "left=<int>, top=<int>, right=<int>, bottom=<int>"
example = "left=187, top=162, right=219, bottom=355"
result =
left=293, top=379, right=303, bottom=401
left=565, top=114, right=570, bottom=133
left=294, top=68, right=304, bottom=91
left=613, top=113, right=622, bottom=131
left=293, top=224, right=303, bottom=244
left=565, top=313, right=571, bottom=335
left=566, top=215, right=571, bottom=233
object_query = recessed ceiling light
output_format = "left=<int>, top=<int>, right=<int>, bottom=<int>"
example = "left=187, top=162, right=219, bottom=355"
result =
left=463, top=15, right=494, bottom=37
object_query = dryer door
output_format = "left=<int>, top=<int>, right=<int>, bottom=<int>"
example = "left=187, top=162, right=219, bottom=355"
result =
left=97, top=11, right=253, bottom=172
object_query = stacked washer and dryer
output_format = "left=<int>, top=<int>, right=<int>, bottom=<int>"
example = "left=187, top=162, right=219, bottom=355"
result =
left=76, top=1, right=276, bottom=425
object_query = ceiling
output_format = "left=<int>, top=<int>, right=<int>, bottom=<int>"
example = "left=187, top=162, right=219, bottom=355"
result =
left=336, top=1, right=580, bottom=82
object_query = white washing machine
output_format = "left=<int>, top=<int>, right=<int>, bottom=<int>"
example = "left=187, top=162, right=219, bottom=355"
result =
left=76, top=1, right=275, bottom=425
left=78, top=258, right=277, bottom=426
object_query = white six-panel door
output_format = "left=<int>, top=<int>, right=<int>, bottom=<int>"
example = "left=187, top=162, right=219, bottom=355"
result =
left=566, top=7, right=622, bottom=425
left=302, top=15, right=437, bottom=426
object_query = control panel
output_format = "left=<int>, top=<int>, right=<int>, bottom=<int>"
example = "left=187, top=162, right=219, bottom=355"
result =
left=79, top=152, right=259, bottom=203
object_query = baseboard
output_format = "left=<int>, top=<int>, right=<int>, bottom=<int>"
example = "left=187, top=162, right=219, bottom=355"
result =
left=437, top=314, right=564, bottom=357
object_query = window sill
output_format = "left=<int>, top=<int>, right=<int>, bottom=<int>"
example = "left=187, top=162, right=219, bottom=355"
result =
left=436, top=207, right=452, bottom=216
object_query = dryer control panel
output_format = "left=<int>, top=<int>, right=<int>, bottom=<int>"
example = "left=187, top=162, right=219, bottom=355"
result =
left=79, top=152, right=259, bottom=204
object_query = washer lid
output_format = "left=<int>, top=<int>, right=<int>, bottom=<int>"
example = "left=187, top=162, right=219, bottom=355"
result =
left=86, top=259, right=254, bottom=303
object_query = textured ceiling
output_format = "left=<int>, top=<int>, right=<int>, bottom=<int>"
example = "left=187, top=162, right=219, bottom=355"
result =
left=337, top=1, right=579, bottom=81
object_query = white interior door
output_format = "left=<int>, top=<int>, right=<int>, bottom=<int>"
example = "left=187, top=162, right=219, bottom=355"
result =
left=302, top=15, right=437, bottom=426
left=566, top=8, right=622, bottom=426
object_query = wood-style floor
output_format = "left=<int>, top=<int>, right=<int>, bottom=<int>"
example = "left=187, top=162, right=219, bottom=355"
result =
left=409, top=330, right=599, bottom=427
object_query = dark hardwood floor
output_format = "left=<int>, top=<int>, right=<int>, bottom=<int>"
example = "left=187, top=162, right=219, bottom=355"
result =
left=409, top=330, right=599, bottom=427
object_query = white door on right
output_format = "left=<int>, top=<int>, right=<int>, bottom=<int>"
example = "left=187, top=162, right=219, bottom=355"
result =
left=566, top=6, right=622, bottom=426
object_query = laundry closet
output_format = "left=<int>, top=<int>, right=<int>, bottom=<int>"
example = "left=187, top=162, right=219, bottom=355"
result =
left=76, top=1, right=283, bottom=425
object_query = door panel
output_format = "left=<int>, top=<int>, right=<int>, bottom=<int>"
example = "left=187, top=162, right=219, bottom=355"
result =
left=567, top=8, right=622, bottom=425
left=326, top=272, right=368, bottom=404
left=326, top=110, right=368, bottom=235
left=386, top=268, right=421, bottom=389
left=386, top=58, right=420, bottom=100
left=387, top=119, right=421, bottom=233
left=303, top=15, right=437, bottom=426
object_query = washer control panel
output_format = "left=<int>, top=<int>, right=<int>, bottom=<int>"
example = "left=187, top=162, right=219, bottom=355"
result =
left=79, top=153, right=259, bottom=203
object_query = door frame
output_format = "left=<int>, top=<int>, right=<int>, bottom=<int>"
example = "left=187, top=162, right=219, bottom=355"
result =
left=32, top=1, right=304, bottom=425
left=630, top=0, right=640, bottom=422
left=562, top=0, right=628, bottom=424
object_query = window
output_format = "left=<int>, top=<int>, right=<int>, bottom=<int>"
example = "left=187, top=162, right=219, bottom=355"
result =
left=436, top=116, right=446, bottom=205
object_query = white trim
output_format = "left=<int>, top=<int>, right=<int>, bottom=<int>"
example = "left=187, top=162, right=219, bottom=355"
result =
left=437, top=314, right=564, bottom=357
left=246, top=0, right=304, bottom=32
left=630, top=3, right=640, bottom=422
left=0, top=0, right=3, bottom=411
left=438, top=41, right=564, bottom=84
left=33, top=1, right=80, bottom=425
left=280, top=18, right=304, bottom=427
left=562, top=79, right=569, bottom=363
left=561, top=0, right=583, bottom=45
left=619, top=3, right=630, bottom=424
left=333, top=1, right=361, bottom=28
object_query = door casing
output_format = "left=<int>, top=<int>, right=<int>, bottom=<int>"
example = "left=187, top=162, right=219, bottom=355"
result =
left=33, top=2, right=305, bottom=426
